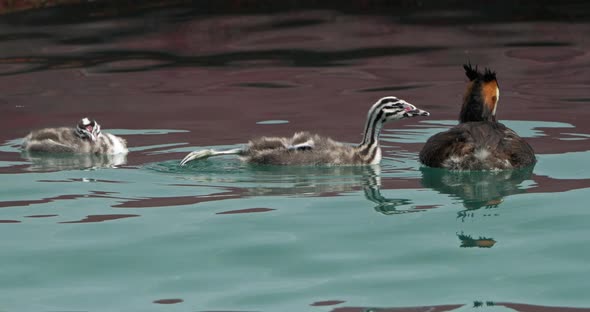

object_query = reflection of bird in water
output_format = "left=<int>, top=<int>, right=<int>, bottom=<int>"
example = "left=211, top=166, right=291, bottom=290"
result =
left=22, top=153, right=127, bottom=171
left=179, top=163, right=414, bottom=214
left=247, top=165, right=415, bottom=214
left=180, top=96, right=428, bottom=166
left=361, top=170, right=413, bottom=215
left=420, top=64, right=535, bottom=170
left=22, top=118, right=128, bottom=155
left=457, top=232, right=496, bottom=248
left=420, top=166, right=534, bottom=216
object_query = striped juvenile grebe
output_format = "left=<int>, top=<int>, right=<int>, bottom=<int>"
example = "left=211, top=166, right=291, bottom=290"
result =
left=419, top=64, right=535, bottom=170
left=180, top=96, right=429, bottom=166
left=22, top=118, right=128, bottom=155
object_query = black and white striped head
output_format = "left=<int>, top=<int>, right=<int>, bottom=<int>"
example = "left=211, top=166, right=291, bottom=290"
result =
left=75, top=118, right=101, bottom=142
left=370, top=96, right=430, bottom=123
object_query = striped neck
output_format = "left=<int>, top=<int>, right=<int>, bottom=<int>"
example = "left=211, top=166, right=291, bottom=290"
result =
left=357, top=105, right=386, bottom=164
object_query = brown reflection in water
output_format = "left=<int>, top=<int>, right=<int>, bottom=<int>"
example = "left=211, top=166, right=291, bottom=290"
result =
left=25, top=214, right=57, bottom=218
left=120, top=166, right=416, bottom=214
left=457, top=232, right=496, bottom=248
left=529, top=174, right=590, bottom=194
left=0, top=164, right=30, bottom=174
left=59, top=214, right=138, bottom=223
left=153, top=298, right=183, bottom=304
left=330, top=302, right=590, bottom=312
left=0, top=191, right=123, bottom=208
left=36, top=178, right=125, bottom=183
left=495, top=302, right=590, bottom=312
left=421, top=165, right=590, bottom=215
left=112, top=186, right=247, bottom=208
left=36, top=179, right=75, bottom=182
left=0, top=45, right=443, bottom=75
left=413, top=204, right=441, bottom=210
left=331, top=304, right=463, bottom=312
left=420, top=166, right=533, bottom=212
left=526, top=128, right=590, bottom=155
left=0, top=219, right=21, bottom=223
left=505, top=48, right=584, bottom=63
left=311, top=300, right=345, bottom=306
left=216, top=207, right=275, bottom=215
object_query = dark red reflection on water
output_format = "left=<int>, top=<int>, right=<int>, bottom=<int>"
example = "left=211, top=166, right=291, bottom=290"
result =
left=505, top=48, right=584, bottom=63
left=59, top=214, right=139, bottom=223
left=0, top=191, right=122, bottom=208
left=25, top=214, right=58, bottom=218
left=330, top=303, right=590, bottom=312
left=113, top=186, right=247, bottom=208
left=0, top=219, right=20, bottom=223
left=530, top=175, right=590, bottom=194
left=331, top=304, right=463, bottom=312
left=495, top=302, right=590, bottom=312
left=413, top=204, right=441, bottom=210
left=37, top=178, right=125, bottom=183
left=311, top=300, right=346, bottom=306
left=216, top=207, right=275, bottom=215
left=153, top=298, right=184, bottom=304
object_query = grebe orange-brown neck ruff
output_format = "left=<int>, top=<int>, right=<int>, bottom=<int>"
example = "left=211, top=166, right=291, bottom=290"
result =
left=460, top=63, right=499, bottom=123
left=419, top=64, right=535, bottom=171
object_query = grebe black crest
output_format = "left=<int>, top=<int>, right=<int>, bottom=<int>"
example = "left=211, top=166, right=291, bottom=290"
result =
left=460, top=63, right=499, bottom=123
left=22, top=117, right=128, bottom=155
left=180, top=96, right=429, bottom=166
left=419, top=64, right=535, bottom=171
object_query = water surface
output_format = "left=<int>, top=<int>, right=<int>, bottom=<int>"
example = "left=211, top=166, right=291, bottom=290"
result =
left=1, top=3, right=590, bottom=312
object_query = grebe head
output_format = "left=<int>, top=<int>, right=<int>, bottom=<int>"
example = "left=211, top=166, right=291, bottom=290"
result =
left=75, top=117, right=101, bottom=142
left=460, top=63, right=499, bottom=123
left=370, top=96, right=430, bottom=125
left=359, top=96, right=430, bottom=157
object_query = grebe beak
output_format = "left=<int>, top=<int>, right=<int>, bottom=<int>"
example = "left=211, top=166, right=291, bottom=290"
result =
left=406, top=108, right=430, bottom=117
left=85, top=125, right=97, bottom=141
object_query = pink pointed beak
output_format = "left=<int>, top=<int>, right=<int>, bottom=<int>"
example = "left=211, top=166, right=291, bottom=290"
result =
left=86, top=126, right=97, bottom=141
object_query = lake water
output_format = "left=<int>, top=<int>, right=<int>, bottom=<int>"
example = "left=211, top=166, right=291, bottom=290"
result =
left=1, top=2, right=590, bottom=312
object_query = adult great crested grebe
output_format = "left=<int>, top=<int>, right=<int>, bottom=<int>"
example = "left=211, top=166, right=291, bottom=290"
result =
left=180, top=96, right=429, bottom=166
left=419, top=64, right=535, bottom=170
left=22, top=118, right=128, bottom=155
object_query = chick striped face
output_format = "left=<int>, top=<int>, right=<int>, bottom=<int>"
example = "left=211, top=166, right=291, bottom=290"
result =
left=360, top=96, right=429, bottom=147
left=371, top=97, right=430, bottom=124
left=75, top=118, right=101, bottom=141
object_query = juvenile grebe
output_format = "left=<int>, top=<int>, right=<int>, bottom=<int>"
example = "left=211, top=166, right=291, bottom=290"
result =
left=180, top=96, right=429, bottom=166
left=419, top=64, right=535, bottom=170
left=22, top=118, right=128, bottom=155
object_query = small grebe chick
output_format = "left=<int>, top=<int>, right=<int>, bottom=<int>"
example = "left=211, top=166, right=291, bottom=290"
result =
left=419, top=64, right=535, bottom=170
left=180, top=96, right=429, bottom=166
left=22, top=118, right=128, bottom=155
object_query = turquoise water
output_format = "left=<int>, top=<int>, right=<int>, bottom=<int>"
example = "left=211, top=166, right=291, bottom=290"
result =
left=2, top=122, right=590, bottom=311
left=1, top=3, right=590, bottom=311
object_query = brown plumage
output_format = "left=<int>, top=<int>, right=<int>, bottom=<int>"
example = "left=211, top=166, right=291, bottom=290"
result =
left=180, top=97, right=429, bottom=166
left=243, top=131, right=367, bottom=165
left=419, top=64, right=535, bottom=170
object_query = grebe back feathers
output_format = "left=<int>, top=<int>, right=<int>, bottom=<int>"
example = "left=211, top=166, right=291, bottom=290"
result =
left=180, top=97, right=429, bottom=166
left=419, top=64, right=535, bottom=171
